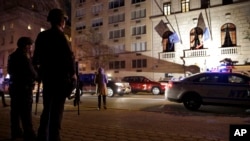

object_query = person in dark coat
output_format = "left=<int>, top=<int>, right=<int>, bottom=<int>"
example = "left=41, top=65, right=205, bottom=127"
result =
left=94, top=67, right=108, bottom=110
left=32, top=8, right=76, bottom=141
left=7, top=37, right=37, bottom=141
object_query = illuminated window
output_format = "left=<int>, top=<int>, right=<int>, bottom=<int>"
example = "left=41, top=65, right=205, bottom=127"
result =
left=163, top=2, right=171, bottom=15
left=40, top=27, right=45, bottom=32
left=221, top=23, right=236, bottom=47
left=28, top=24, right=32, bottom=30
left=2, top=25, right=5, bottom=31
left=181, top=0, right=189, bottom=13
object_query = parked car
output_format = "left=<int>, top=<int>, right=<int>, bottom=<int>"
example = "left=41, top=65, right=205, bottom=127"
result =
left=166, top=72, right=250, bottom=111
left=122, top=76, right=165, bottom=95
left=76, top=73, right=131, bottom=97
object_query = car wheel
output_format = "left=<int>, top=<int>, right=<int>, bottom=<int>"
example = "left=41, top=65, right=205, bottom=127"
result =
left=151, top=87, right=160, bottom=95
left=183, top=94, right=201, bottom=111
left=107, top=87, right=114, bottom=97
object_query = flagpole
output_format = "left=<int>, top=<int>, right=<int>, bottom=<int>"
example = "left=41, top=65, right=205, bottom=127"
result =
left=172, top=6, right=182, bottom=44
left=207, top=0, right=213, bottom=40
left=153, top=0, right=174, bottom=32
left=153, top=0, right=182, bottom=44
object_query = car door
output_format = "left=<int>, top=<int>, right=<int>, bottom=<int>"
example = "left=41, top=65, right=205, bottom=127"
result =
left=191, top=73, right=229, bottom=104
left=225, top=73, right=250, bottom=106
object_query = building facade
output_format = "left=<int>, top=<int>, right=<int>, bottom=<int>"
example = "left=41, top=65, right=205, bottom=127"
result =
left=0, top=0, right=69, bottom=75
left=71, top=0, right=250, bottom=81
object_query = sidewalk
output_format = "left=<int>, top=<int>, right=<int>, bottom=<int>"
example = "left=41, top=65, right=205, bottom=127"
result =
left=0, top=102, right=249, bottom=141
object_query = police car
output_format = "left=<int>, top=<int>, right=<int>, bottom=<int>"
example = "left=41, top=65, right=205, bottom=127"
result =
left=165, top=72, right=250, bottom=111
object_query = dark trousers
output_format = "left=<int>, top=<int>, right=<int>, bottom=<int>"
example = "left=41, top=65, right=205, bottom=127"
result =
left=37, top=83, right=67, bottom=141
left=98, top=95, right=106, bottom=108
left=0, top=90, right=7, bottom=106
left=9, top=86, right=35, bottom=140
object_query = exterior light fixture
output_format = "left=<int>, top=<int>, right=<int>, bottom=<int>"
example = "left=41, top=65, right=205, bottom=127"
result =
left=192, top=18, right=198, bottom=24
left=225, top=13, right=231, bottom=20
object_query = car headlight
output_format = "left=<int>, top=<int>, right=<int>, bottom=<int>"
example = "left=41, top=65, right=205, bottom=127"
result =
left=115, top=82, right=123, bottom=87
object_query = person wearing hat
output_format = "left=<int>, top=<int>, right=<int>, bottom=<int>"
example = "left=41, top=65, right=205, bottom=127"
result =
left=33, top=8, right=76, bottom=141
left=7, top=36, right=38, bottom=141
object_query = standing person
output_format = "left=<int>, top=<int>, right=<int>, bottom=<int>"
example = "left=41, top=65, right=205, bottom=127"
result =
left=0, top=72, right=8, bottom=107
left=94, top=67, right=108, bottom=110
left=0, top=86, right=8, bottom=107
left=7, top=37, right=37, bottom=141
left=32, top=8, right=76, bottom=141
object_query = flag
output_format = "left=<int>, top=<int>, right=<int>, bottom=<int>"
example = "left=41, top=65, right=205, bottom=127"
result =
left=169, top=32, right=180, bottom=43
left=154, top=20, right=169, bottom=37
left=197, top=12, right=206, bottom=31
left=203, top=27, right=210, bottom=41
left=197, top=12, right=210, bottom=41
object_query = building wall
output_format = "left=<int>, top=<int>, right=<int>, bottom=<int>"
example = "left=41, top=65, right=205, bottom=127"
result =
left=73, top=0, right=250, bottom=81
left=0, top=0, right=66, bottom=75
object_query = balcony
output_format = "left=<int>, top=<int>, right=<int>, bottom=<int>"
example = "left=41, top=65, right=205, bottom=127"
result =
left=219, top=46, right=239, bottom=55
left=183, top=48, right=209, bottom=58
left=159, top=52, right=175, bottom=59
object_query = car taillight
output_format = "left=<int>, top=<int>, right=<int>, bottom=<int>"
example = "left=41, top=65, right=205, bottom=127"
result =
left=167, top=82, right=173, bottom=88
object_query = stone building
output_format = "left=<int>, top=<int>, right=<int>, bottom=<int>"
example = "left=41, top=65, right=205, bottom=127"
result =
left=71, top=0, right=250, bottom=81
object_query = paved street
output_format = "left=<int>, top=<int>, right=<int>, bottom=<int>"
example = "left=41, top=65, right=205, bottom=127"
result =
left=0, top=94, right=250, bottom=141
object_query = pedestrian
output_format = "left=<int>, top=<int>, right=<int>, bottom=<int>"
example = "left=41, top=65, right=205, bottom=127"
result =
left=0, top=87, right=8, bottom=107
left=7, top=36, right=37, bottom=141
left=0, top=72, right=8, bottom=107
left=94, top=67, right=108, bottom=110
left=32, top=8, right=76, bottom=141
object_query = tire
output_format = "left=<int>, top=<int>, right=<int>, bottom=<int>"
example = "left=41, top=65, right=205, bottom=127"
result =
left=151, top=87, right=160, bottom=95
left=183, top=94, right=202, bottom=111
left=107, top=87, right=114, bottom=97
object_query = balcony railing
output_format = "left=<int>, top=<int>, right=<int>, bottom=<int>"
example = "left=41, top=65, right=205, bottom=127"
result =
left=159, top=52, right=175, bottom=59
left=158, top=47, right=239, bottom=60
left=183, top=48, right=209, bottom=58
left=219, top=46, right=239, bottom=55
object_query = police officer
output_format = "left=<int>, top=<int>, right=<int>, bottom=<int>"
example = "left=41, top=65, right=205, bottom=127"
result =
left=33, top=8, right=76, bottom=141
left=7, top=37, right=37, bottom=141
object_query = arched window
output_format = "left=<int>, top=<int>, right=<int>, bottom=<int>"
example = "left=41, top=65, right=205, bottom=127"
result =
left=221, top=23, right=236, bottom=47
left=190, top=27, right=203, bottom=50
left=162, top=31, right=175, bottom=52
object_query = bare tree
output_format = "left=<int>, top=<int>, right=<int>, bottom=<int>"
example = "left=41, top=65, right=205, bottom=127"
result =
left=77, top=27, right=115, bottom=70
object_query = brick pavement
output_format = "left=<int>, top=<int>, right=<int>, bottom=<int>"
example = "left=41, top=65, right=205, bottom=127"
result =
left=1, top=101, right=250, bottom=141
